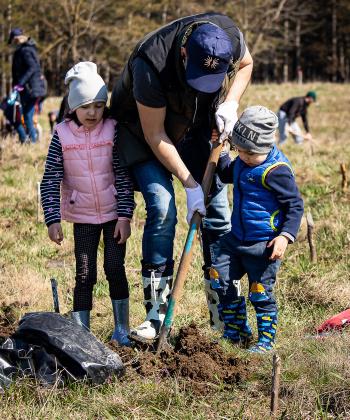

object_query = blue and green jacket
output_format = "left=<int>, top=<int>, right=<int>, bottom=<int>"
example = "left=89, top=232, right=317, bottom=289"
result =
left=217, top=146, right=304, bottom=242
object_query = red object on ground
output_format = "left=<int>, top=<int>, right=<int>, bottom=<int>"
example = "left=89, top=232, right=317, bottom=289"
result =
left=317, top=308, right=350, bottom=333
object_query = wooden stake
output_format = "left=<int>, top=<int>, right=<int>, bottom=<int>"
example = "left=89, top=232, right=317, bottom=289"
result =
left=270, top=353, right=281, bottom=417
left=306, top=212, right=317, bottom=263
left=340, top=163, right=348, bottom=192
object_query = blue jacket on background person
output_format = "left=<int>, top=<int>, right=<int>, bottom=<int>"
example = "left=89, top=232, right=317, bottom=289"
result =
left=12, top=38, right=46, bottom=102
left=8, top=28, right=46, bottom=143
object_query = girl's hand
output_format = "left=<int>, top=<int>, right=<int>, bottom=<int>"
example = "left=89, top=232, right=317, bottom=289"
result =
left=114, top=219, right=131, bottom=244
left=48, top=223, right=64, bottom=245
left=267, top=235, right=288, bottom=260
left=211, top=129, right=220, bottom=143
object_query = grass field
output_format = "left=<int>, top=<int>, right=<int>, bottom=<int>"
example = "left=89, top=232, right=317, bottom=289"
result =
left=1, top=83, right=350, bottom=419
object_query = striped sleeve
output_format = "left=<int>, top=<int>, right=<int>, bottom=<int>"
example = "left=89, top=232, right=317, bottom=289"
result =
left=113, top=130, right=135, bottom=219
left=40, top=131, right=63, bottom=226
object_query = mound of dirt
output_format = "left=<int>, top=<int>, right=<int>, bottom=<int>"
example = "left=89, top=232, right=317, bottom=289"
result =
left=0, top=301, right=27, bottom=338
left=110, top=324, right=249, bottom=391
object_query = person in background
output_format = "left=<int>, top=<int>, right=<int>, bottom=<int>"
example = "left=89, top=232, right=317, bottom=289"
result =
left=110, top=12, right=253, bottom=341
left=211, top=106, right=303, bottom=353
left=40, top=62, right=135, bottom=346
left=8, top=27, right=47, bottom=143
left=277, top=91, right=316, bottom=145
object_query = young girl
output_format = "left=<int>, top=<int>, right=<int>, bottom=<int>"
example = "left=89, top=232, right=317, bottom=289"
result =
left=40, top=62, right=135, bottom=346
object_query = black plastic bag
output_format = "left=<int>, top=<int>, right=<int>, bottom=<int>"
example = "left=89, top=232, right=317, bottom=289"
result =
left=0, top=312, right=124, bottom=390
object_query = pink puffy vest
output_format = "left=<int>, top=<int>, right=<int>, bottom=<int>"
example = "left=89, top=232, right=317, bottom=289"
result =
left=56, top=118, right=117, bottom=224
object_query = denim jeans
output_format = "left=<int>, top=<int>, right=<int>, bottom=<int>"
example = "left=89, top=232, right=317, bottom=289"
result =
left=212, top=231, right=281, bottom=313
left=19, top=95, right=37, bottom=143
left=132, top=158, right=231, bottom=276
left=15, top=121, right=27, bottom=143
left=277, top=110, right=303, bottom=145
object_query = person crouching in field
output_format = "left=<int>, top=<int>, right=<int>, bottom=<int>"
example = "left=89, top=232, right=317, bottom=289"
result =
left=277, top=91, right=316, bottom=145
left=40, top=62, right=135, bottom=346
left=210, top=106, right=303, bottom=353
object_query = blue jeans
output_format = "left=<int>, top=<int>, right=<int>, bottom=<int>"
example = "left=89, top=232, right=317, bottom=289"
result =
left=278, top=110, right=303, bottom=145
left=132, top=159, right=231, bottom=276
left=18, top=95, right=37, bottom=143
left=15, top=121, right=27, bottom=143
left=212, top=231, right=281, bottom=313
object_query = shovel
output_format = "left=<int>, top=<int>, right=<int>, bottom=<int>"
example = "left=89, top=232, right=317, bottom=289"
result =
left=155, top=139, right=225, bottom=353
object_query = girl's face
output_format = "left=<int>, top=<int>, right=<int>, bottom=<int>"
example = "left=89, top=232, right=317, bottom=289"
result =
left=76, top=102, right=105, bottom=130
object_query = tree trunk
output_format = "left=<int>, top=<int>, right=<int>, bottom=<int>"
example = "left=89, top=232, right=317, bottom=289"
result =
left=7, top=1, right=12, bottom=92
left=295, top=18, right=302, bottom=83
left=331, top=0, right=337, bottom=82
left=162, top=3, right=168, bottom=24
left=0, top=23, right=6, bottom=97
left=283, top=18, right=289, bottom=83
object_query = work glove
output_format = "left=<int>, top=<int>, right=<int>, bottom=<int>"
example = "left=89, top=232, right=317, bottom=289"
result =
left=185, top=183, right=206, bottom=224
left=215, top=100, right=239, bottom=143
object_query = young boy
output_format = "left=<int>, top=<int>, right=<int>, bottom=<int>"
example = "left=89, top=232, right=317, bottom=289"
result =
left=210, top=105, right=304, bottom=353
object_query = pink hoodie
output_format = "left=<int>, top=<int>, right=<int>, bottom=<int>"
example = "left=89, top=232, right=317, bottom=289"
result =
left=56, top=118, right=118, bottom=224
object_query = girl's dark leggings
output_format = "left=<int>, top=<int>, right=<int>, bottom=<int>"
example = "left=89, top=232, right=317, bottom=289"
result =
left=73, top=220, right=129, bottom=311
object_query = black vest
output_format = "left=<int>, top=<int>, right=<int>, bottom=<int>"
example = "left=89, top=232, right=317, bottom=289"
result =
left=111, top=12, right=243, bottom=167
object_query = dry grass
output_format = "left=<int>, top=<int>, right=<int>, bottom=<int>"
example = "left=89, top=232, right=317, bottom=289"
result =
left=0, top=83, right=350, bottom=418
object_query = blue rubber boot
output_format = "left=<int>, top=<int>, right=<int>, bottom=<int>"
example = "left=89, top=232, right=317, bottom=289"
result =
left=218, top=297, right=252, bottom=344
left=111, top=298, right=131, bottom=347
left=249, top=312, right=277, bottom=353
left=71, top=310, right=90, bottom=331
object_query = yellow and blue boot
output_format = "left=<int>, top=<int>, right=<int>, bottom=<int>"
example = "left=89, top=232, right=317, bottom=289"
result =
left=218, top=297, right=252, bottom=344
left=249, top=312, right=277, bottom=353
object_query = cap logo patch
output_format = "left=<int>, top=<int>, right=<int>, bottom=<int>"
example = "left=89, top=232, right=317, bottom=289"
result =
left=234, top=121, right=259, bottom=142
left=204, top=56, right=219, bottom=69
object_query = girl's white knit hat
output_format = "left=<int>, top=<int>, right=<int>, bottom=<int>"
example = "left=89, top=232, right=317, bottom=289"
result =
left=65, top=62, right=108, bottom=111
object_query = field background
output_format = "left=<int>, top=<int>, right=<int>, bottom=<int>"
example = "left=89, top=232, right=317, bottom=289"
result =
left=1, top=83, right=350, bottom=418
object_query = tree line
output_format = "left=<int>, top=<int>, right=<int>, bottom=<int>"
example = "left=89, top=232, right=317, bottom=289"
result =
left=0, top=0, right=349, bottom=97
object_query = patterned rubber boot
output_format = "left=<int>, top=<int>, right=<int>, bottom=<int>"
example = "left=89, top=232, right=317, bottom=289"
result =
left=71, top=310, right=90, bottom=331
left=130, top=272, right=172, bottom=341
left=218, top=297, right=252, bottom=344
left=249, top=312, right=277, bottom=353
left=110, top=298, right=131, bottom=347
left=204, top=276, right=223, bottom=331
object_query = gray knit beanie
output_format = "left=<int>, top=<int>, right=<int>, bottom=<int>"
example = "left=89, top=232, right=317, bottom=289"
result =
left=65, top=61, right=108, bottom=111
left=231, top=106, right=278, bottom=153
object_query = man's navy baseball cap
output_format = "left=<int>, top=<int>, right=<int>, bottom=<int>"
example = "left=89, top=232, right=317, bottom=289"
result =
left=8, top=28, right=23, bottom=44
left=186, top=23, right=233, bottom=93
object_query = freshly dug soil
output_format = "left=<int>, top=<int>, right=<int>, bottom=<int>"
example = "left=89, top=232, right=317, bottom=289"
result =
left=0, top=301, right=25, bottom=338
left=110, top=323, right=249, bottom=391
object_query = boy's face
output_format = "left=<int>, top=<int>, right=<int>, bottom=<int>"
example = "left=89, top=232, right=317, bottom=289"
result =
left=234, top=146, right=269, bottom=167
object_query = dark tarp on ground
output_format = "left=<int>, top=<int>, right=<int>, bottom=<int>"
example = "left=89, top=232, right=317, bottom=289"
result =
left=0, top=312, right=124, bottom=391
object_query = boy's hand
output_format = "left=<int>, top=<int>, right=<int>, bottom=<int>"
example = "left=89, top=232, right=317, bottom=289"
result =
left=211, top=129, right=220, bottom=143
left=48, top=223, right=64, bottom=245
left=114, top=219, right=131, bottom=244
left=267, top=235, right=288, bottom=260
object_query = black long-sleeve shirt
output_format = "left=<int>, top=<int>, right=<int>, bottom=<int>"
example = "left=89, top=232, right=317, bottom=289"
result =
left=280, top=96, right=310, bottom=132
left=40, top=129, right=135, bottom=226
left=217, top=153, right=304, bottom=241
